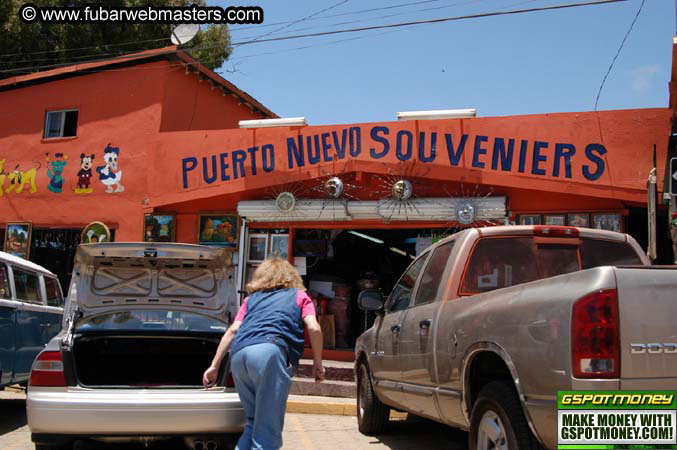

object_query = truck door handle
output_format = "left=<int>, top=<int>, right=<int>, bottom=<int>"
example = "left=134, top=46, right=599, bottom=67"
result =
left=391, top=324, right=401, bottom=333
left=419, top=319, right=432, bottom=329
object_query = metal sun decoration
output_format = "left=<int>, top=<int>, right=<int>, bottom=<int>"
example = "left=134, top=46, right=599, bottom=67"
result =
left=373, top=160, right=434, bottom=222
left=441, top=182, right=506, bottom=233
left=310, top=161, right=360, bottom=220
left=264, top=177, right=310, bottom=222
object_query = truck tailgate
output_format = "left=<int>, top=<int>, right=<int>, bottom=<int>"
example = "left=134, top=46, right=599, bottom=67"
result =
left=616, top=266, right=677, bottom=386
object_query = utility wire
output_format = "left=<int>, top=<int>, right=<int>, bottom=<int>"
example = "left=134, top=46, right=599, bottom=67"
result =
left=230, top=0, right=453, bottom=32
left=0, top=0, right=629, bottom=75
left=232, top=0, right=629, bottom=46
left=593, top=0, right=646, bottom=110
left=6, top=0, right=480, bottom=65
left=235, top=0, right=484, bottom=43
left=246, top=0, right=352, bottom=43
left=0, top=37, right=171, bottom=59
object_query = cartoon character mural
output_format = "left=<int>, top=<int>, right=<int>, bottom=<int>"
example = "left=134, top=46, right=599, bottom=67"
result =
left=0, top=159, right=39, bottom=196
left=75, top=153, right=95, bottom=194
left=96, top=144, right=124, bottom=193
left=45, top=152, right=68, bottom=193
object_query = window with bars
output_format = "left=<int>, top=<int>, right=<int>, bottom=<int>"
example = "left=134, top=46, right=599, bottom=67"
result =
left=30, top=228, right=115, bottom=293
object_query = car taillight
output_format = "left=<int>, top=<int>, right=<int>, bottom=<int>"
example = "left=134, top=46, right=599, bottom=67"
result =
left=29, top=351, right=66, bottom=387
left=571, top=289, right=619, bottom=379
left=226, top=372, right=235, bottom=388
left=534, top=226, right=579, bottom=237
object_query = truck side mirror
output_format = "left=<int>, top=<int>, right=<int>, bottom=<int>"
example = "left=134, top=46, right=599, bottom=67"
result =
left=357, top=289, right=384, bottom=311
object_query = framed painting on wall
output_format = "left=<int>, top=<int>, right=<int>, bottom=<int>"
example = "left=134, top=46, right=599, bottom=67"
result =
left=544, top=214, right=566, bottom=226
left=568, top=213, right=590, bottom=228
left=198, top=214, right=239, bottom=249
left=519, top=215, right=541, bottom=225
left=248, top=234, right=268, bottom=262
left=144, top=214, right=176, bottom=242
left=4, top=222, right=32, bottom=259
left=593, top=213, right=622, bottom=232
left=269, top=234, right=289, bottom=259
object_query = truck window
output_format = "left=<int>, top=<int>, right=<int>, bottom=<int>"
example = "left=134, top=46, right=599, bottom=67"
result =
left=0, top=265, right=10, bottom=299
left=414, top=241, right=455, bottom=306
left=13, top=268, right=41, bottom=303
left=580, top=239, right=642, bottom=268
left=44, top=276, right=63, bottom=307
left=387, top=254, right=427, bottom=312
left=461, top=238, right=540, bottom=294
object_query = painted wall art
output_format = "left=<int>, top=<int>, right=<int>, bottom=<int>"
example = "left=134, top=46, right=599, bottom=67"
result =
left=144, top=214, right=176, bottom=242
left=81, top=221, right=111, bottom=244
left=4, top=222, right=32, bottom=259
left=45, top=152, right=68, bottom=193
left=96, top=144, right=124, bottom=193
left=198, top=214, right=239, bottom=249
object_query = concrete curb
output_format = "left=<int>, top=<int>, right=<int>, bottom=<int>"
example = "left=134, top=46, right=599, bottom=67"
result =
left=286, top=398, right=407, bottom=418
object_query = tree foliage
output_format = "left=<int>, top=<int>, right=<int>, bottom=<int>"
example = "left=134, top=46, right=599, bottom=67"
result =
left=0, top=0, right=232, bottom=79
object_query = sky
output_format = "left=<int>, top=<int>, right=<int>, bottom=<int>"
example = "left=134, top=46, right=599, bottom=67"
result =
left=207, top=0, right=673, bottom=125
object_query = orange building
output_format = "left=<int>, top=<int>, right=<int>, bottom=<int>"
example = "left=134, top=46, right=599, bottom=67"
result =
left=1, top=46, right=674, bottom=346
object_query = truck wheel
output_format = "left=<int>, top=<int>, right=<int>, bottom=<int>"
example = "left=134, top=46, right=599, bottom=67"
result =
left=356, top=363, right=390, bottom=435
left=469, top=381, right=541, bottom=450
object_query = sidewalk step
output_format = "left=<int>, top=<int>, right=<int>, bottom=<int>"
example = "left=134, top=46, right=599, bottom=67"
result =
left=297, top=359, right=354, bottom=382
left=290, top=377, right=356, bottom=398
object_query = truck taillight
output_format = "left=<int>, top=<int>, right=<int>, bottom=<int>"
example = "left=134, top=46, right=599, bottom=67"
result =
left=534, top=226, right=579, bottom=237
left=571, top=289, right=619, bottom=379
left=29, top=351, right=66, bottom=387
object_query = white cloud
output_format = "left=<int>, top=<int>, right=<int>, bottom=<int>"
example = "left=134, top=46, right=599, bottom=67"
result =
left=629, top=64, right=662, bottom=93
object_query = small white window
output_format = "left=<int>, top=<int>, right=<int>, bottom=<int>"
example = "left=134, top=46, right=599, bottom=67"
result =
left=44, top=110, right=79, bottom=138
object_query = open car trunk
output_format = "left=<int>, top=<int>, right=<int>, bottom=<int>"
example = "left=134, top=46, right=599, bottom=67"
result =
left=72, top=333, right=221, bottom=388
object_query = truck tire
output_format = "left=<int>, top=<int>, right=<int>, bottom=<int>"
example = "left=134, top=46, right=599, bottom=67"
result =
left=356, top=363, right=390, bottom=435
left=469, top=381, right=542, bottom=450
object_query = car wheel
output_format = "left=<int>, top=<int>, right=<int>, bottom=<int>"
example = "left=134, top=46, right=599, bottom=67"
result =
left=356, top=363, right=390, bottom=435
left=469, top=381, right=542, bottom=450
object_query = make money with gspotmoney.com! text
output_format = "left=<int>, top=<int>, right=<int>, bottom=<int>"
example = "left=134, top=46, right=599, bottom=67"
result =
left=18, top=3, right=264, bottom=25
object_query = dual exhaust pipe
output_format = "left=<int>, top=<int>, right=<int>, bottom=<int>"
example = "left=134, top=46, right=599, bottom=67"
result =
left=188, top=439, right=218, bottom=450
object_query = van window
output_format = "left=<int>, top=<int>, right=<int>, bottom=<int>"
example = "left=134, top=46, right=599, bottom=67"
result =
left=0, top=265, right=10, bottom=299
left=414, top=241, right=455, bottom=306
left=13, top=268, right=41, bottom=303
left=44, top=276, right=63, bottom=307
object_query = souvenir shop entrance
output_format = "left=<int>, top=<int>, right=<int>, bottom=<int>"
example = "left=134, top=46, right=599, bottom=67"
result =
left=236, top=220, right=456, bottom=350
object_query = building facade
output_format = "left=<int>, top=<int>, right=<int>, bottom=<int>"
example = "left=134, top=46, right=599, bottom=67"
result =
left=1, top=47, right=673, bottom=348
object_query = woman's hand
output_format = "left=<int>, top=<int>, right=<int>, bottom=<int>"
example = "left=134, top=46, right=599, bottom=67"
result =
left=202, top=366, right=218, bottom=388
left=313, top=363, right=325, bottom=383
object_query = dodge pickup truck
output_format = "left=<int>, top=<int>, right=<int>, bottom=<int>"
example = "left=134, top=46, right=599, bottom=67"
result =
left=354, top=225, right=677, bottom=450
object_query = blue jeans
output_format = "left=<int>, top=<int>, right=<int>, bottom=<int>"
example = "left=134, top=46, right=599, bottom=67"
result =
left=231, top=342, right=293, bottom=450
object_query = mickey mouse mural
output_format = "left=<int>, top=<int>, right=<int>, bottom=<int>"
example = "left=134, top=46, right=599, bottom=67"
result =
left=96, top=144, right=124, bottom=193
left=75, top=153, right=95, bottom=194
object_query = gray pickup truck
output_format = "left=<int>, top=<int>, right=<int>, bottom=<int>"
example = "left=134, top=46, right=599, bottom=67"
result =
left=354, top=225, right=677, bottom=450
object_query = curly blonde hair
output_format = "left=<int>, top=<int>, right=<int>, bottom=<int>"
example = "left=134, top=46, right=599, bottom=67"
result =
left=246, top=258, right=305, bottom=294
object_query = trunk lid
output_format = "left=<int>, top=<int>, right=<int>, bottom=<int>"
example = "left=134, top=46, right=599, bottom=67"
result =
left=616, top=266, right=677, bottom=380
left=64, top=243, right=237, bottom=323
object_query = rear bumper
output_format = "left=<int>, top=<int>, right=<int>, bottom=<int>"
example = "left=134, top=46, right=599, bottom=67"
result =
left=27, top=387, right=245, bottom=436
